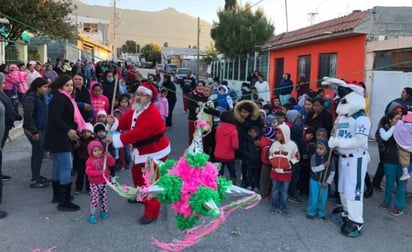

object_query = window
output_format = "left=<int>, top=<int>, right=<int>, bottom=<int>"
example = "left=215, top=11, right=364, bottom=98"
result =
left=318, top=53, right=337, bottom=85
left=83, top=23, right=98, bottom=33
left=297, top=55, right=311, bottom=83
left=374, top=49, right=412, bottom=72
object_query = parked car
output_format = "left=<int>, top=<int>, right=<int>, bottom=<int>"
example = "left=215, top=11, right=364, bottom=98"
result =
left=165, top=64, right=178, bottom=74
left=175, top=68, right=195, bottom=84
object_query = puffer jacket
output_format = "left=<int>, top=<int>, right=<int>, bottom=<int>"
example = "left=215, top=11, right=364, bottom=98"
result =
left=214, top=122, right=239, bottom=161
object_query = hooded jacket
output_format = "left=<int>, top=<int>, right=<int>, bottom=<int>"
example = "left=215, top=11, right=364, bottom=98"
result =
left=310, top=139, right=335, bottom=183
left=269, top=124, right=300, bottom=182
left=278, top=73, right=293, bottom=95
left=90, top=81, right=109, bottom=121
left=210, top=85, right=234, bottom=111
left=85, top=140, right=115, bottom=184
left=214, top=122, right=239, bottom=161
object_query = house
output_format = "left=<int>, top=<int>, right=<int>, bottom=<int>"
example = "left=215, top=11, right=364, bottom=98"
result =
left=261, top=6, right=412, bottom=100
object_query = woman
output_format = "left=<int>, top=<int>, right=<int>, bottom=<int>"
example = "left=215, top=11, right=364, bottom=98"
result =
left=73, top=73, right=94, bottom=122
left=0, top=73, right=7, bottom=218
left=162, top=74, right=176, bottom=128
left=305, top=97, right=333, bottom=136
left=44, top=74, right=85, bottom=212
left=187, top=81, right=207, bottom=144
left=278, top=73, right=293, bottom=105
left=43, top=64, right=58, bottom=82
left=23, top=77, right=50, bottom=188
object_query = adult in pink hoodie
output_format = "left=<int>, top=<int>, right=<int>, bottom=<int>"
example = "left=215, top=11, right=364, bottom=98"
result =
left=214, top=111, right=239, bottom=183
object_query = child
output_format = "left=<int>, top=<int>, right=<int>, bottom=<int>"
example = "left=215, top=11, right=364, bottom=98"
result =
left=316, top=127, right=328, bottom=141
left=210, top=85, right=233, bottom=112
left=306, top=139, right=335, bottom=219
left=271, top=96, right=284, bottom=114
left=269, top=124, right=300, bottom=215
left=74, top=123, right=95, bottom=195
left=298, top=126, right=316, bottom=195
left=259, top=126, right=275, bottom=198
left=96, top=110, right=108, bottom=125
left=90, top=81, right=109, bottom=123
left=94, top=123, right=116, bottom=180
left=394, top=111, right=412, bottom=181
left=118, top=94, right=131, bottom=115
left=156, top=88, right=169, bottom=121
left=214, top=111, right=239, bottom=185
left=244, top=126, right=262, bottom=192
left=85, top=140, right=115, bottom=224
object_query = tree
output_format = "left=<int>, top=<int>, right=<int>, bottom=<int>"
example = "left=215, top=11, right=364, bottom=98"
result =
left=0, top=0, right=77, bottom=42
left=211, top=3, right=274, bottom=59
left=121, top=40, right=140, bottom=53
left=224, top=0, right=237, bottom=11
left=201, top=42, right=218, bottom=65
left=141, top=43, right=161, bottom=64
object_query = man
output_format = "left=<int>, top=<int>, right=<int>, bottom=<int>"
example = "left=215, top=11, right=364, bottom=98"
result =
left=180, top=70, right=196, bottom=113
left=107, top=82, right=171, bottom=225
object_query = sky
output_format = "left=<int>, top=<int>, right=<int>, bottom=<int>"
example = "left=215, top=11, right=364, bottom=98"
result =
left=85, top=0, right=412, bottom=34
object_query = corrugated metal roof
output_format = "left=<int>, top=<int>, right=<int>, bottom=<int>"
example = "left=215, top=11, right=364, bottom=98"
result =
left=261, top=10, right=370, bottom=50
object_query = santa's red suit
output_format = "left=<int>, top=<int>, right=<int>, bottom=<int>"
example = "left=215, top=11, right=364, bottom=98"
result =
left=111, top=100, right=171, bottom=219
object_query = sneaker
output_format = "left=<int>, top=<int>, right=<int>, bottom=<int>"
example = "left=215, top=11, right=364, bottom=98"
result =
left=88, top=214, right=97, bottom=224
left=74, top=190, right=81, bottom=195
left=379, top=203, right=389, bottom=210
left=320, top=216, right=328, bottom=221
left=390, top=208, right=404, bottom=217
left=100, top=211, right=109, bottom=219
left=270, top=208, right=279, bottom=215
left=2, top=175, right=11, bottom=181
left=307, top=215, right=314, bottom=219
left=29, top=180, right=49, bottom=188
left=399, top=173, right=410, bottom=181
left=288, top=197, right=302, bottom=204
left=253, top=187, right=260, bottom=193
left=279, top=208, right=289, bottom=216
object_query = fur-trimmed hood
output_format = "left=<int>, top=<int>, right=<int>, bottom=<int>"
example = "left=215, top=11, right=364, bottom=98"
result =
left=234, top=100, right=260, bottom=124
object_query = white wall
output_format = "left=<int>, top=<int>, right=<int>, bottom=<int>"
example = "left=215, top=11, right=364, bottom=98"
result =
left=369, top=71, right=412, bottom=138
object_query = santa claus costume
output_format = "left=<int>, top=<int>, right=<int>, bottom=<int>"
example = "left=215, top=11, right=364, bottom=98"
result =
left=111, top=82, right=171, bottom=224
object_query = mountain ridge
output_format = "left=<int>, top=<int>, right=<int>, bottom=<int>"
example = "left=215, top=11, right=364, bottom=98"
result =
left=74, top=0, right=214, bottom=50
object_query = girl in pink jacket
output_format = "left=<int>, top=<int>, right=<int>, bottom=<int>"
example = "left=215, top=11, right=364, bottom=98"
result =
left=90, top=81, right=109, bottom=122
left=86, top=140, right=115, bottom=224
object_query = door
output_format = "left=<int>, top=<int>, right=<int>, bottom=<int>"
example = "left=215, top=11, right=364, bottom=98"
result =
left=274, top=58, right=284, bottom=95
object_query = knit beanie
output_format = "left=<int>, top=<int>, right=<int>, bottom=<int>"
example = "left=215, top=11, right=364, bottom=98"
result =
left=94, top=123, right=106, bottom=134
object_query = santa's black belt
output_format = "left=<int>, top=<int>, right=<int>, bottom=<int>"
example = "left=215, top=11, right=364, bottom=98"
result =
left=340, top=152, right=365, bottom=158
left=132, top=133, right=164, bottom=148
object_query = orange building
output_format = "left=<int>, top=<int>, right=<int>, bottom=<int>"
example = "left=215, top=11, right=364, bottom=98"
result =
left=261, top=10, right=369, bottom=97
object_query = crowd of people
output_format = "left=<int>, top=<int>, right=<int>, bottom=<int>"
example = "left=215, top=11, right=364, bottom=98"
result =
left=0, top=59, right=411, bottom=235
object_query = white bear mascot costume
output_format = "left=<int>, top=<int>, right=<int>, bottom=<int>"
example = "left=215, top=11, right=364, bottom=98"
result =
left=322, top=78, right=371, bottom=237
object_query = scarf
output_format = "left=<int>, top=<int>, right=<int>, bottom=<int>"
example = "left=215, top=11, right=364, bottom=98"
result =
left=58, top=89, right=86, bottom=132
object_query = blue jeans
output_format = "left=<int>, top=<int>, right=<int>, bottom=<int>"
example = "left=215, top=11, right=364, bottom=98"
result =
left=25, top=129, right=45, bottom=181
left=218, top=161, right=236, bottom=178
left=272, top=179, right=289, bottom=211
left=383, top=163, right=409, bottom=211
left=306, top=178, right=328, bottom=217
left=51, top=152, right=73, bottom=185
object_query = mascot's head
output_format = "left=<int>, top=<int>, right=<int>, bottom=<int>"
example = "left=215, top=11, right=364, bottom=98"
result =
left=321, top=77, right=365, bottom=116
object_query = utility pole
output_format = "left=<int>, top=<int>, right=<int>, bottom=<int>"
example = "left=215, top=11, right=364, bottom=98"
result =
left=113, top=0, right=117, bottom=61
left=196, top=17, right=200, bottom=81
left=285, top=0, right=289, bottom=32
left=308, top=12, right=318, bottom=25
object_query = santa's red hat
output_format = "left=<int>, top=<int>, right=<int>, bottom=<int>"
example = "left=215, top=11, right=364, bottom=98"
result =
left=137, top=82, right=158, bottom=102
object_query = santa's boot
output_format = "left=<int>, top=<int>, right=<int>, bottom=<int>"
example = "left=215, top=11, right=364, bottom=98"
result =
left=341, top=219, right=363, bottom=237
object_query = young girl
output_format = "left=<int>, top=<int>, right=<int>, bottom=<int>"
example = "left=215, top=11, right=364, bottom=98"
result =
left=214, top=111, right=239, bottom=185
left=22, top=77, right=49, bottom=188
left=90, top=82, right=109, bottom=123
left=86, top=140, right=115, bottom=224
left=306, top=139, right=335, bottom=219
left=156, top=88, right=169, bottom=121
left=118, top=94, right=131, bottom=115
left=74, top=123, right=95, bottom=195
left=269, top=124, right=300, bottom=215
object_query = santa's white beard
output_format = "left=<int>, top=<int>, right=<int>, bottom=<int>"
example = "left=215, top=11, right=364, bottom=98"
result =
left=133, top=102, right=146, bottom=111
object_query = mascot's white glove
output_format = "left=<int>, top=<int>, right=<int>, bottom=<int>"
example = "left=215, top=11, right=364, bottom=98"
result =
left=328, top=137, right=339, bottom=149
left=274, top=168, right=284, bottom=174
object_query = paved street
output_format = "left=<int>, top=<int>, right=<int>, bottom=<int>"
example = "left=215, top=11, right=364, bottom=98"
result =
left=0, top=88, right=411, bottom=252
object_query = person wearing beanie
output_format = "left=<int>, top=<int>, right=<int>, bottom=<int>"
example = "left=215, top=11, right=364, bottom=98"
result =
left=23, top=77, right=50, bottom=188
left=96, top=110, right=108, bottom=124
left=107, top=81, right=170, bottom=225
left=286, top=109, right=301, bottom=126
left=74, top=122, right=95, bottom=195
left=85, top=140, right=115, bottom=224
left=44, top=74, right=84, bottom=212
left=259, top=126, right=275, bottom=198
left=373, top=102, right=406, bottom=191
left=306, top=139, right=335, bottom=219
